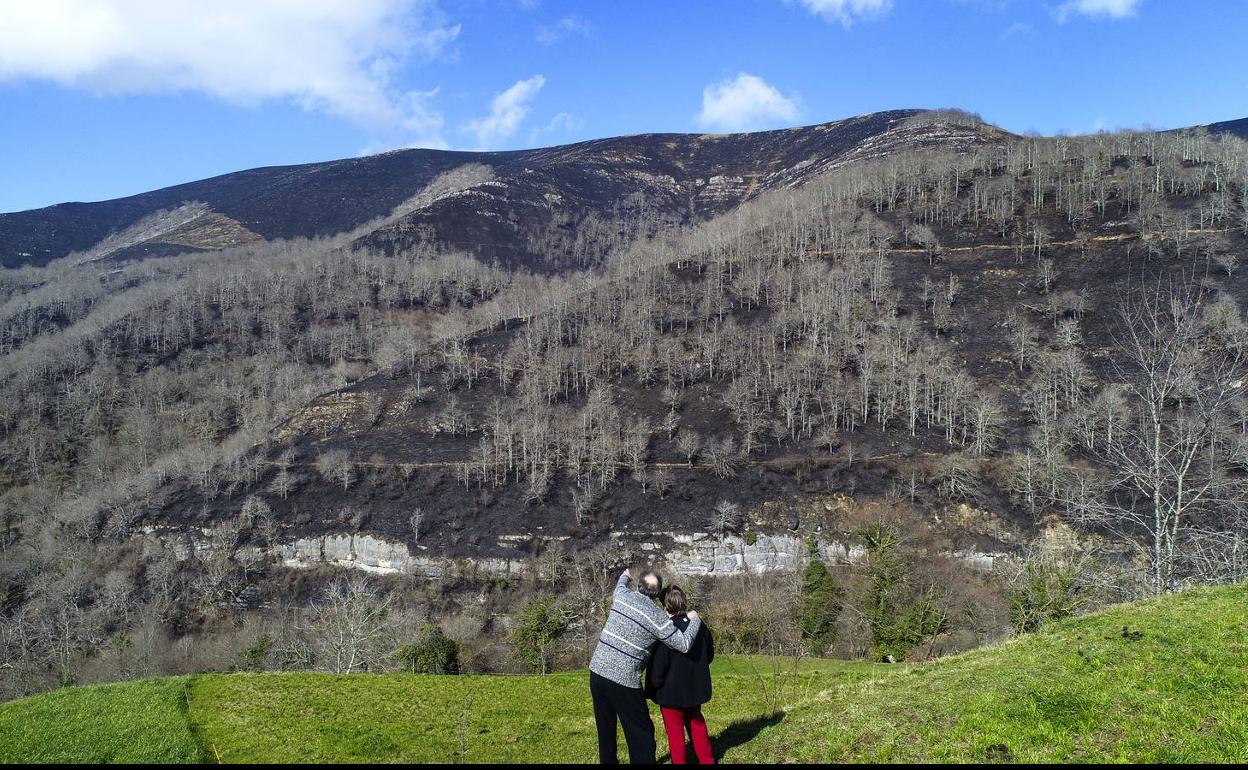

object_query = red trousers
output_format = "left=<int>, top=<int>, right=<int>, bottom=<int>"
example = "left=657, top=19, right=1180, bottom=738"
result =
left=659, top=705, right=715, bottom=764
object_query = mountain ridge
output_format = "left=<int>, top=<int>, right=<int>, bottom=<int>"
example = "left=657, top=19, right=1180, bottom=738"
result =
left=1202, top=116, right=1248, bottom=139
left=1, top=109, right=1010, bottom=269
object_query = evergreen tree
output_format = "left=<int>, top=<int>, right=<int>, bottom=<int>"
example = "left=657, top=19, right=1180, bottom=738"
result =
left=858, top=523, right=948, bottom=661
left=510, top=595, right=573, bottom=674
left=796, top=560, right=841, bottom=655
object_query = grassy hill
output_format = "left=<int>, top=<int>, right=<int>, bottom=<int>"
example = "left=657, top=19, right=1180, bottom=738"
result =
left=2, top=584, right=1244, bottom=764
left=733, top=583, right=1248, bottom=763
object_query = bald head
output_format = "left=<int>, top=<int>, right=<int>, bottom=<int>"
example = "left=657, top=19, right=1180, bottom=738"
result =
left=638, top=570, right=663, bottom=598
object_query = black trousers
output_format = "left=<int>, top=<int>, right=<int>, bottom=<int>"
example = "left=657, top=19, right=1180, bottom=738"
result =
left=590, top=671, right=656, bottom=764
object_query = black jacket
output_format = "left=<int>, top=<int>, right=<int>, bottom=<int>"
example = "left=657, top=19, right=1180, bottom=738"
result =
left=644, top=614, right=714, bottom=708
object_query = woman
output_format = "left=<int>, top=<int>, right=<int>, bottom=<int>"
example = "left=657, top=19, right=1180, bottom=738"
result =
left=645, top=585, right=715, bottom=764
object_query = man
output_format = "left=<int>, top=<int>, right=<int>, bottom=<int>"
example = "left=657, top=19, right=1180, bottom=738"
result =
left=589, top=568, right=701, bottom=764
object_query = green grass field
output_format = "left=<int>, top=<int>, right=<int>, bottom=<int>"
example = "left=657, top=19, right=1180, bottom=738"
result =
left=0, top=678, right=207, bottom=764
left=2, top=584, right=1245, bottom=764
left=734, top=583, right=1248, bottom=763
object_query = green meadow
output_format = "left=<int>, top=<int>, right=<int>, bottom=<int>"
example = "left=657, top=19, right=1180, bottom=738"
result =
left=2, top=584, right=1244, bottom=764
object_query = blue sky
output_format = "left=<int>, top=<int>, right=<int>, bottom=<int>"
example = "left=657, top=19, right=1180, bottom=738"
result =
left=2, top=0, right=1246, bottom=213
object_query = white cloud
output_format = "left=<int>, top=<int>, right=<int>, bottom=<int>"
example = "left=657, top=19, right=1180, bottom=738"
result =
left=0, top=0, right=458, bottom=137
left=1001, top=21, right=1033, bottom=37
left=792, top=0, right=893, bottom=27
left=1056, top=0, right=1141, bottom=21
left=393, top=88, right=448, bottom=148
left=535, top=15, right=593, bottom=45
left=464, top=75, right=545, bottom=149
left=696, top=73, right=799, bottom=133
left=357, top=88, right=449, bottom=155
left=543, top=112, right=585, bottom=134
left=527, top=111, right=585, bottom=145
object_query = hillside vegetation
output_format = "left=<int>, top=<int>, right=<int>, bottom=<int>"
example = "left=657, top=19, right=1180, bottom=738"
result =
left=2, top=584, right=1243, bottom=764
left=3, top=109, right=1248, bottom=703
left=734, top=582, right=1248, bottom=763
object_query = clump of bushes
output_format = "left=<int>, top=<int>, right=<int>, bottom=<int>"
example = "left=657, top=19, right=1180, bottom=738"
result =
left=396, top=624, right=460, bottom=674
left=509, top=595, right=573, bottom=675
left=855, top=523, right=948, bottom=661
left=1008, top=561, right=1086, bottom=634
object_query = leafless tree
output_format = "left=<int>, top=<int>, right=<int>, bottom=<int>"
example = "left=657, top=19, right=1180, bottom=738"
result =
left=304, top=576, right=395, bottom=674
left=1069, top=279, right=1246, bottom=594
left=655, top=467, right=674, bottom=498
left=704, top=436, right=741, bottom=479
left=676, top=430, right=702, bottom=467
left=409, top=508, right=425, bottom=545
left=316, top=450, right=355, bottom=491
left=1037, top=258, right=1058, bottom=295
left=711, top=499, right=742, bottom=538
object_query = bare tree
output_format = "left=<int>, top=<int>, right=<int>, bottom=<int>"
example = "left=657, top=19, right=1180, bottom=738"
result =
left=711, top=499, right=742, bottom=539
left=676, top=430, right=702, bottom=467
left=704, top=436, right=741, bottom=479
left=1007, top=313, right=1041, bottom=371
left=1071, top=279, right=1246, bottom=595
left=969, top=391, right=1005, bottom=456
left=269, top=467, right=301, bottom=500
left=571, top=486, right=600, bottom=527
left=316, top=450, right=355, bottom=491
left=655, top=467, right=674, bottom=498
left=305, top=577, right=395, bottom=674
left=1037, top=258, right=1058, bottom=295
left=409, top=508, right=425, bottom=545
left=1213, top=250, right=1239, bottom=277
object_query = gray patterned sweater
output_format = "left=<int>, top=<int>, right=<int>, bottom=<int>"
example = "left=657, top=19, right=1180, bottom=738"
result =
left=589, top=573, right=702, bottom=688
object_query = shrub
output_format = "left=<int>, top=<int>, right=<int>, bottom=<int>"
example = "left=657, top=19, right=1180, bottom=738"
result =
left=240, top=635, right=273, bottom=672
left=708, top=576, right=802, bottom=656
left=711, top=604, right=771, bottom=654
left=874, top=588, right=947, bottom=662
left=509, top=596, right=573, bottom=675
left=1009, top=562, right=1086, bottom=634
left=856, top=523, right=949, bottom=661
left=396, top=624, right=460, bottom=674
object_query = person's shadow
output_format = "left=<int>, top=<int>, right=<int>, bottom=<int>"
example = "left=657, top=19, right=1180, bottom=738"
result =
left=657, top=711, right=787, bottom=764
left=713, top=711, right=786, bottom=757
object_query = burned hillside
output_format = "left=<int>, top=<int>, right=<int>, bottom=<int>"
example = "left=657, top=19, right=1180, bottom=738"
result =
left=3, top=111, right=1248, bottom=698
left=157, top=121, right=1248, bottom=582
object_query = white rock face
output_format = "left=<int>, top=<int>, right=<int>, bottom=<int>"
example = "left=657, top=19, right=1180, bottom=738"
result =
left=658, top=532, right=1005, bottom=576
left=143, top=525, right=1005, bottom=579
left=658, top=533, right=869, bottom=575
left=953, top=549, right=1002, bottom=571
left=276, top=534, right=413, bottom=575
left=661, top=533, right=801, bottom=575
left=275, top=534, right=524, bottom=578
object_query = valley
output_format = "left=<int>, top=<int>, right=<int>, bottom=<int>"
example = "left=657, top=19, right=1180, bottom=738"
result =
left=1, top=108, right=1246, bottom=710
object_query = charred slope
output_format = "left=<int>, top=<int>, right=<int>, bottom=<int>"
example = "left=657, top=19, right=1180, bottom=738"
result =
left=1207, top=117, right=1248, bottom=140
left=1, top=110, right=1009, bottom=270
left=0, top=149, right=482, bottom=268
left=151, top=126, right=1248, bottom=566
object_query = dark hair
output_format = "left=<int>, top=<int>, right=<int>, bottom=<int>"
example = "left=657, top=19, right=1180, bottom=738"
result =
left=662, top=585, right=687, bottom=615
left=639, top=570, right=663, bottom=598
